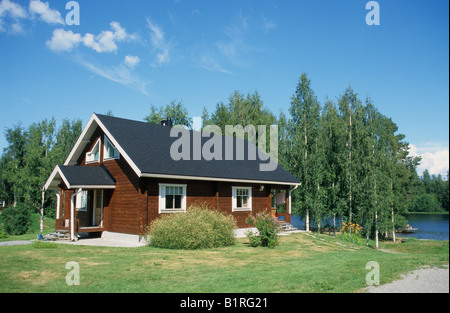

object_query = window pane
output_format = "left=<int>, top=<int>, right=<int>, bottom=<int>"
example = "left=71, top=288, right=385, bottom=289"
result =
left=174, top=195, right=182, bottom=209
left=242, top=196, right=248, bottom=207
left=93, top=144, right=99, bottom=161
left=166, top=195, right=174, bottom=209
left=108, top=145, right=114, bottom=158
left=237, top=196, right=242, bottom=208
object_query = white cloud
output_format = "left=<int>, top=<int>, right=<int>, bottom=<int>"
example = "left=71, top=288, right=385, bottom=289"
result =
left=75, top=57, right=150, bottom=96
left=124, top=55, right=140, bottom=68
left=146, top=18, right=171, bottom=66
left=46, top=28, right=82, bottom=52
left=83, top=22, right=135, bottom=53
left=29, top=0, right=64, bottom=25
left=1, top=0, right=64, bottom=33
left=0, top=0, right=26, bottom=18
left=146, top=18, right=164, bottom=48
left=156, top=49, right=169, bottom=65
left=262, top=17, right=276, bottom=33
left=196, top=54, right=231, bottom=74
left=409, top=143, right=449, bottom=176
left=47, top=22, right=135, bottom=53
left=217, top=14, right=248, bottom=65
left=0, top=0, right=27, bottom=33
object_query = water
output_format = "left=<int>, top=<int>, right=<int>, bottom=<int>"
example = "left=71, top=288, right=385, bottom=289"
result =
left=290, top=214, right=449, bottom=241
left=401, top=214, right=449, bottom=241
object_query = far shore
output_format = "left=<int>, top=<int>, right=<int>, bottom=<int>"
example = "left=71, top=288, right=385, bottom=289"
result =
left=407, top=211, right=449, bottom=215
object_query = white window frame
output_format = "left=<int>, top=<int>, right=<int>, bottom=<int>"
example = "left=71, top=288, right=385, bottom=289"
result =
left=86, top=138, right=101, bottom=164
left=103, top=136, right=119, bottom=161
left=158, top=183, right=187, bottom=214
left=76, top=190, right=88, bottom=212
left=232, top=186, right=252, bottom=212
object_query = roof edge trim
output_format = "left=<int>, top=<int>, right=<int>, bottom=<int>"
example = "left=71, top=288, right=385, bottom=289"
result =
left=141, top=172, right=301, bottom=186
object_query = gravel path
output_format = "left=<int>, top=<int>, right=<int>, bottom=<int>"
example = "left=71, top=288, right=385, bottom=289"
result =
left=0, top=240, right=33, bottom=247
left=365, top=264, right=449, bottom=293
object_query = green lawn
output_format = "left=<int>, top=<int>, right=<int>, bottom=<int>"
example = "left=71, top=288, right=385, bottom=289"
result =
left=0, top=230, right=448, bottom=293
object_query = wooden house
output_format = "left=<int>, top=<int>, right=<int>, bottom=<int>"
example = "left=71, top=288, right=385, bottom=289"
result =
left=44, top=113, right=300, bottom=241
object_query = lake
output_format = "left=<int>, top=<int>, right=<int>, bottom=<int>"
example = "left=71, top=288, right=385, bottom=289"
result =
left=290, top=213, right=449, bottom=241
left=401, top=214, right=449, bottom=241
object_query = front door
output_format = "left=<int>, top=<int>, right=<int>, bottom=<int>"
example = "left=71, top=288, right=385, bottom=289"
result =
left=93, top=190, right=104, bottom=227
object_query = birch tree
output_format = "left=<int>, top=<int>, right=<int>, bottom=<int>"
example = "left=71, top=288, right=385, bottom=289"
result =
left=289, top=74, right=321, bottom=231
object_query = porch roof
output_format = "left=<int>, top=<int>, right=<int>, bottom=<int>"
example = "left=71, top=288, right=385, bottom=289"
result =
left=44, top=165, right=116, bottom=190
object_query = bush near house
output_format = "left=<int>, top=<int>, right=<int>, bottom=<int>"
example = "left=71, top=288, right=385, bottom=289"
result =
left=246, top=209, right=281, bottom=248
left=0, top=222, right=8, bottom=239
left=0, top=205, right=32, bottom=236
left=148, top=203, right=237, bottom=250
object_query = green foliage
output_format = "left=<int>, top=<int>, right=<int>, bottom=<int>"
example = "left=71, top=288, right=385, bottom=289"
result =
left=0, top=118, right=81, bottom=217
left=409, top=170, right=449, bottom=212
left=144, top=100, right=192, bottom=128
left=410, top=193, right=442, bottom=212
left=202, top=91, right=276, bottom=151
left=0, top=205, right=32, bottom=235
left=0, top=222, right=8, bottom=239
left=338, top=222, right=365, bottom=245
left=148, top=203, right=237, bottom=250
left=246, top=209, right=281, bottom=248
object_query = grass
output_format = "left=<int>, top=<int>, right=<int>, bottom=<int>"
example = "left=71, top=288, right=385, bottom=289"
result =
left=0, top=231, right=448, bottom=293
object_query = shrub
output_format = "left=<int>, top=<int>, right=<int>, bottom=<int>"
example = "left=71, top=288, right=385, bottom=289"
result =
left=148, top=203, right=237, bottom=250
left=246, top=209, right=281, bottom=248
left=0, top=222, right=8, bottom=239
left=0, top=205, right=32, bottom=235
left=338, top=222, right=365, bottom=245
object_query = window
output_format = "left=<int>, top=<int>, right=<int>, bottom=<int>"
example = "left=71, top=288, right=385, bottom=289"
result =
left=159, top=184, right=187, bottom=213
left=232, top=187, right=252, bottom=211
left=76, top=190, right=88, bottom=212
left=86, top=138, right=100, bottom=163
left=104, top=136, right=119, bottom=160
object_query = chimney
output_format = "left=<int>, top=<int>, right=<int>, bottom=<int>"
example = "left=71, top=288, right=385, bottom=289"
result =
left=161, top=117, right=173, bottom=127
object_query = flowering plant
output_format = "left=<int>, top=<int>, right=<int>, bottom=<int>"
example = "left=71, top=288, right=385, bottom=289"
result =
left=340, top=222, right=363, bottom=235
left=246, top=209, right=281, bottom=248
left=339, top=222, right=365, bottom=245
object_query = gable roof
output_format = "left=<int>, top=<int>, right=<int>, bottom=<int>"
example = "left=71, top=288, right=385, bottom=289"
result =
left=45, top=165, right=116, bottom=190
left=64, top=113, right=300, bottom=186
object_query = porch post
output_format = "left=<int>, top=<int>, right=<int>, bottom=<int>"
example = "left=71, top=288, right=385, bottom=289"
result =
left=289, top=184, right=299, bottom=215
left=55, top=191, right=61, bottom=220
left=70, top=188, right=83, bottom=241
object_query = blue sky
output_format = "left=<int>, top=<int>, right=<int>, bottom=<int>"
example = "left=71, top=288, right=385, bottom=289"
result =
left=1, top=0, right=448, bottom=176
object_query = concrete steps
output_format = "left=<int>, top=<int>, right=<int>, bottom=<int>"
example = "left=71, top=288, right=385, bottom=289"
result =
left=278, top=222, right=302, bottom=234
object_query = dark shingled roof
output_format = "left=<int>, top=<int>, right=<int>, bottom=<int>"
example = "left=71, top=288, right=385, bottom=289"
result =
left=59, top=165, right=116, bottom=187
left=96, top=114, right=300, bottom=185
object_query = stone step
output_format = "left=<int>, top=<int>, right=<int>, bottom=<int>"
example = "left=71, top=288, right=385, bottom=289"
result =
left=278, top=222, right=299, bottom=232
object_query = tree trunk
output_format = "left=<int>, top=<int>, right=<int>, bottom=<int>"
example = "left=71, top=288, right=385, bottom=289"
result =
left=333, top=213, right=336, bottom=236
left=391, top=180, right=396, bottom=242
left=348, top=109, right=352, bottom=231
left=375, top=210, right=379, bottom=249
left=305, top=209, right=310, bottom=232
left=40, top=187, right=45, bottom=234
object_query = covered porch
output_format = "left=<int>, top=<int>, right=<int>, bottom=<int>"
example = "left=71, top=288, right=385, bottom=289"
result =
left=44, top=165, right=116, bottom=240
left=269, top=184, right=298, bottom=224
